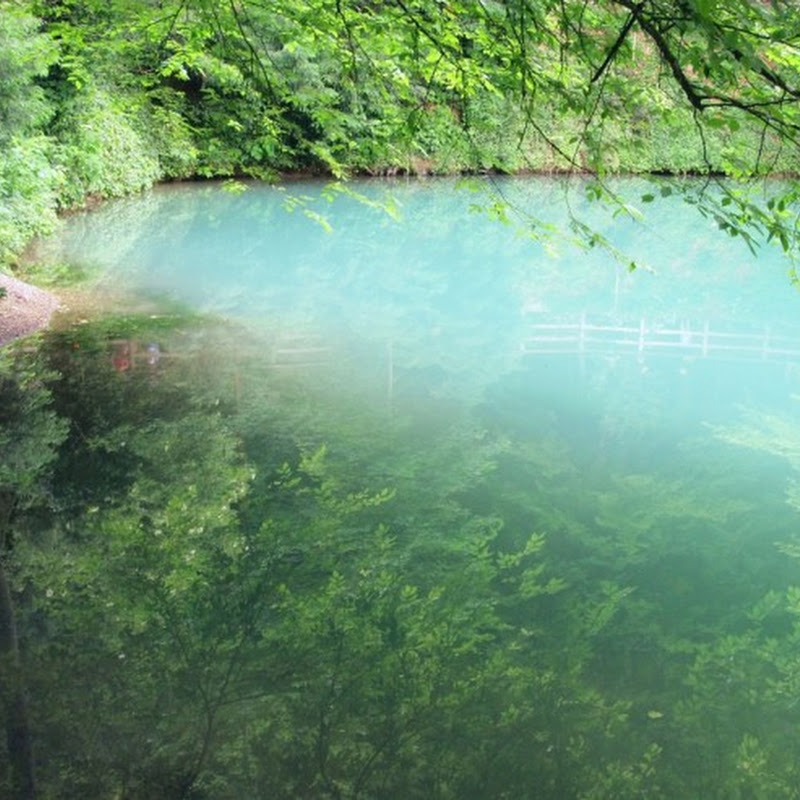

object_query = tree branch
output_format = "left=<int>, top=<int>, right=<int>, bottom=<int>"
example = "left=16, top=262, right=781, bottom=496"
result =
left=591, top=7, right=641, bottom=84
left=618, top=0, right=706, bottom=110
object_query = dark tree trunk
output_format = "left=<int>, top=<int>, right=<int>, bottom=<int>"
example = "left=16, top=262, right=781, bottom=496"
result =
left=0, top=550, right=36, bottom=800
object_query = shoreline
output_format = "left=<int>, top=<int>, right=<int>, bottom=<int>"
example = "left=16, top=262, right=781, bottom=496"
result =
left=0, top=273, right=62, bottom=347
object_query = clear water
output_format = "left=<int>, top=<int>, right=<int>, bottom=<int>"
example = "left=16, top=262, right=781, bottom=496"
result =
left=14, top=177, right=800, bottom=798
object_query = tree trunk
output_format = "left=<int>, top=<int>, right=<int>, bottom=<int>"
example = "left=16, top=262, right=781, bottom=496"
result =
left=0, top=551, right=36, bottom=800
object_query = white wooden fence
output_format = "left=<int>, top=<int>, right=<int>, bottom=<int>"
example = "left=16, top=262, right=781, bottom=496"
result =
left=521, top=315, right=800, bottom=364
left=264, top=316, right=800, bottom=369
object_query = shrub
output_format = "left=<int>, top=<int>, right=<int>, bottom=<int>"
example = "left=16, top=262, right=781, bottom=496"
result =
left=52, top=85, right=162, bottom=208
left=0, top=137, right=61, bottom=266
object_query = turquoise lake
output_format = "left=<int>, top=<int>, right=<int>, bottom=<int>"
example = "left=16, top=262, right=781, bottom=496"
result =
left=17, top=177, right=800, bottom=798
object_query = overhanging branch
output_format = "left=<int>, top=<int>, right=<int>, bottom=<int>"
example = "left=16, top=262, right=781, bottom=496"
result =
left=617, top=0, right=706, bottom=110
left=591, top=6, right=641, bottom=84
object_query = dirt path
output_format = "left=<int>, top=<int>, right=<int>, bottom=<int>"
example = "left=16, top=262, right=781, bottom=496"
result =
left=0, top=274, right=62, bottom=347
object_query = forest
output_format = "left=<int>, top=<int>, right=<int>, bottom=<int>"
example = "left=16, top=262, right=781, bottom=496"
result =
left=4, top=1, right=800, bottom=798
left=3, top=0, right=800, bottom=266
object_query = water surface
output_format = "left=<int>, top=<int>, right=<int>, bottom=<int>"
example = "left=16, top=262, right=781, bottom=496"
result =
left=17, top=177, right=800, bottom=798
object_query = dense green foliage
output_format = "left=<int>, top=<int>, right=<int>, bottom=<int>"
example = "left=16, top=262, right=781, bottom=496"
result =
left=3, top=0, right=800, bottom=266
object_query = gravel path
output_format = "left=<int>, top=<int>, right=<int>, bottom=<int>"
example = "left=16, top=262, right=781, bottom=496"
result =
left=0, top=273, right=62, bottom=347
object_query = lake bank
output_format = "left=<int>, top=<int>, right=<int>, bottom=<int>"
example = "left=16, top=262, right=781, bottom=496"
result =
left=0, top=273, right=62, bottom=347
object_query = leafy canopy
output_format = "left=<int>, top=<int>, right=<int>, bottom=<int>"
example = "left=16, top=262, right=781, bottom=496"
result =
left=9, top=0, right=798, bottom=258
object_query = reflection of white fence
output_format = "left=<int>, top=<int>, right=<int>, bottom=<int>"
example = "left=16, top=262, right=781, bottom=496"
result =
left=270, top=333, right=331, bottom=367
left=522, top=316, right=800, bottom=363
left=265, top=317, right=800, bottom=370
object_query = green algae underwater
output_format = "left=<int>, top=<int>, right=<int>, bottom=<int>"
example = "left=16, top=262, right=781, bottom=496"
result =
left=6, top=177, right=800, bottom=798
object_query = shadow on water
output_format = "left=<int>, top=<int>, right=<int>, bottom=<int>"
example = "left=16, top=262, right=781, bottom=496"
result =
left=5, top=178, right=800, bottom=797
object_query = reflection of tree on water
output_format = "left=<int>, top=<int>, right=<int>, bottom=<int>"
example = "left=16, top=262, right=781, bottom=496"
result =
left=5, top=303, right=800, bottom=797
left=12, top=177, right=800, bottom=796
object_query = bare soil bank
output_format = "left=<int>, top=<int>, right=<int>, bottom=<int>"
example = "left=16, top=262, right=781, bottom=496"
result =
left=0, top=273, right=61, bottom=347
